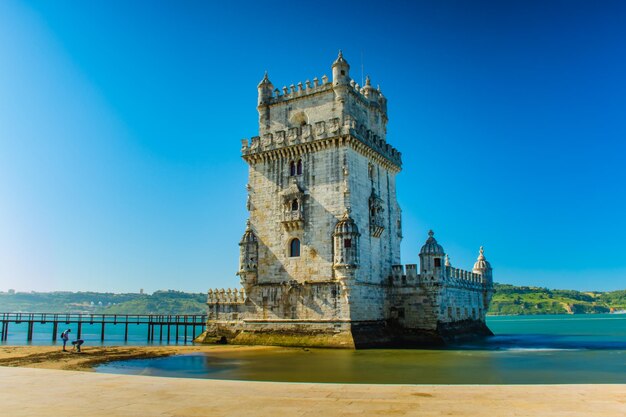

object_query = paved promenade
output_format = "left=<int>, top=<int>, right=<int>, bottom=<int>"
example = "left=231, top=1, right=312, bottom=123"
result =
left=1, top=367, right=625, bottom=416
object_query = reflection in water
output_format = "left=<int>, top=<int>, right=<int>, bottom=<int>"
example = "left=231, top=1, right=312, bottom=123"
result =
left=96, top=315, right=626, bottom=384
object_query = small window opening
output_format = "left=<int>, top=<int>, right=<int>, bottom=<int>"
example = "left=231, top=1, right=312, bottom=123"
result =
left=344, top=238, right=352, bottom=248
left=289, top=238, right=301, bottom=257
left=289, top=161, right=296, bottom=176
left=434, top=258, right=441, bottom=267
left=291, top=199, right=299, bottom=211
left=296, top=159, right=303, bottom=175
left=341, top=70, right=345, bottom=76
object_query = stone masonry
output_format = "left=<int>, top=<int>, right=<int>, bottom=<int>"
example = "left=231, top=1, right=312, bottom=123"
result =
left=197, top=52, right=494, bottom=348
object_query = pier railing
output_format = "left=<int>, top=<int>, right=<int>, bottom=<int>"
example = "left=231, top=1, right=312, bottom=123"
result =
left=0, top=313, right=206, bottom=343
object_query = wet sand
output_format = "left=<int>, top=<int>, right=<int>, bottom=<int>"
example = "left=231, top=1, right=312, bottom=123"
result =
left=1, top=345, right=625, bottom=416
left=0, top=344, right=274, bottom=371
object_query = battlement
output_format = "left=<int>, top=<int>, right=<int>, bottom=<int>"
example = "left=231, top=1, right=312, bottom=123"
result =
left=207, top=288, right=246, bottom=304
left=259, top=73, right=387, bottom=113
left=390, top=264, right=489, bottom=289
left=241, top=117, right=402, bottom=168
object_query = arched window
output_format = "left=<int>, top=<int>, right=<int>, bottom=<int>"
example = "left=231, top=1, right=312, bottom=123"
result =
left=289, top=161, right=296, bottom=176
left=296, top=159, right=303, bottom=175
left=291, top=199, right=299, bottom=211
left=289, top=238, right=300, bottom=257
left=344, top=238, right=352, bottom=248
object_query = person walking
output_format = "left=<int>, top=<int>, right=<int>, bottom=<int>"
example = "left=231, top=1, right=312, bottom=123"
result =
left=60, top=329, right=71, bottom=351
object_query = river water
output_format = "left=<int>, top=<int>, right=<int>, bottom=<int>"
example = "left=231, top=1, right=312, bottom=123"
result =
left=92, top=314, right=626, bottom=384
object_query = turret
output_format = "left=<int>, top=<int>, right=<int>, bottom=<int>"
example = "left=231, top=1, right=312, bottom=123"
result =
left=362, top=76, right=380, bottom=103
left=331, top=50, right=350, bottom=86
left=238, top=220, right=258, bottom=291
left=257, top=71, right=274, bottom=105
left=419, top=230, right=445, bottom=280
left=472, top=246, right=493, bottom=284
left=333, top=209, right=360, bottom=277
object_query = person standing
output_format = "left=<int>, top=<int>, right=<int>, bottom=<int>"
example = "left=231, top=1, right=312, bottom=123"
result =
left=60, top=329, right=71, bottom=352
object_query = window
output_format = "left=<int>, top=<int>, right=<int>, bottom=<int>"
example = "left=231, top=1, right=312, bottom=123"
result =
left=291, top=199, right=299, bottom=211
left=289, top=238, right=300, bottom=257
left=289, top=161, right=296, bottom=176
left=344, top=238, right=352, bottom=248
left=434, top=258, right=441, bottom=267
left=296, top=159, right=303, bottom=175
left=341, top=70, right=345, bottom=76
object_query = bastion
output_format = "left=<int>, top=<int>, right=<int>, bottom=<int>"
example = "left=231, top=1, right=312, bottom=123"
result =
left=196, top=52, right=494, bottom=348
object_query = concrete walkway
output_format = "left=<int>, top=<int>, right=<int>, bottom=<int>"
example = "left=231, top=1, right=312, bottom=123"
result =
left=1, top=367, right=625, bottom=416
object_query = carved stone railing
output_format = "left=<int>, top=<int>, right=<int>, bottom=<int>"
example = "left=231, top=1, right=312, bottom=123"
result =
left=207, top=288, right=246, bottom=305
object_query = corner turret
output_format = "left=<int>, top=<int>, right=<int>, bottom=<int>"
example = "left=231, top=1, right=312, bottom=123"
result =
left=419, top=230, right=445, bottom=280
left=238, top=220, right=258, bottom=292
left=332, top=50, right=351, bottom=86
left=472, top=246, right=493, bottom=284
left=257, top=71, right=274, bottom=105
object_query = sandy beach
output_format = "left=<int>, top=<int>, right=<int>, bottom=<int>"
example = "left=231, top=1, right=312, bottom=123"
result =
left=0, top=345, right=625, bottom=416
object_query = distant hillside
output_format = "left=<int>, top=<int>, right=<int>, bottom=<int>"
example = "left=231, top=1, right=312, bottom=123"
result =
left=490, top=283, right=626, bottom=315
left=0, top=290, right=207, bottom=315
left=1, top=285, right=625, bottom=315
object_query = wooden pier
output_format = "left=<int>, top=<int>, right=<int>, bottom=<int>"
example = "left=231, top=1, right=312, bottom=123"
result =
left=0, top=313, right=206, bottom=343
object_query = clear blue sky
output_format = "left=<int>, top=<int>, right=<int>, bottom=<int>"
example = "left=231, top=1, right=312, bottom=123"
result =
left=1, top=0, right=624, bottom=293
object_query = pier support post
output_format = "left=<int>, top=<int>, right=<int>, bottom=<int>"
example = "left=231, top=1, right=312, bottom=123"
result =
left=27, top=321, right=34, bottom=341
left=124, top=323, right=129, bottom=342
left=77, top=322, right=82, bottom=339
left=52, top=322, right=58, bottom=341
left=101, top=322, right=105, bottom=342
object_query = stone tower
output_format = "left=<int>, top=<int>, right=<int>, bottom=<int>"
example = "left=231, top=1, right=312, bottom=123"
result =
left=245, top=50, right=401, bottom=296
left=200, top=53, right=493, bottom=348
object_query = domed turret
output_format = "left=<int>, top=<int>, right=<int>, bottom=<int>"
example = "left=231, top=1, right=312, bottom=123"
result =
left=420, top=230, right=445, bottom=255
left=331, top=50, right=350, bottom=86
left=419, top=230, right=446, bottom=278
left=238, top=220, right=258, bottom=290
left=257, top=71, right=274, bottom=105
left=333, top=209, right=360, bottom=275
left=473, top=246, right=493, bottom=284
left=473, top=247, right=491, bottom=271
left=335, top=210, right=359, bottom=235
left=240, top=220, right=257, bottom=245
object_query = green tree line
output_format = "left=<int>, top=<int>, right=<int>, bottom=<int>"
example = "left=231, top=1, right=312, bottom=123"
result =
left=1, top=285, right=625, bottom=315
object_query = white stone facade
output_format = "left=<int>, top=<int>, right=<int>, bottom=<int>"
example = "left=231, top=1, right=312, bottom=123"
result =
left=200, top=53, right=494, bottom=348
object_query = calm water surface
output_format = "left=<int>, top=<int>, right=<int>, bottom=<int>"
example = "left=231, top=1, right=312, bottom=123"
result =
left=95, top=314, right=626, bottom=384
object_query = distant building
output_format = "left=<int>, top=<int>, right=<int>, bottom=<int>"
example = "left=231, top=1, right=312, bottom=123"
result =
left=199, top=53, right=494, bottom=348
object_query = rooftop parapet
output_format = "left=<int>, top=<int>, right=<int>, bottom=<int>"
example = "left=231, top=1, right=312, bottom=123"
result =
left=446, top=266, right=488, bottom=288
left=257, top=54, right=387, bottom=114
left=390, top=264, right=490, bottom=289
